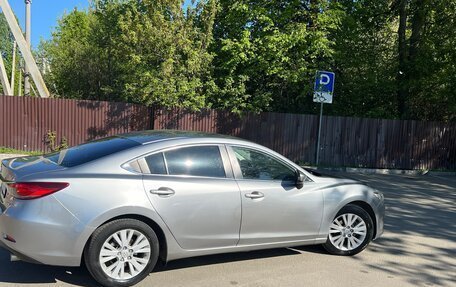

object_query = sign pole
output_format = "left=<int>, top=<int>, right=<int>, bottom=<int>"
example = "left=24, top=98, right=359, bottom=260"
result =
left=313, top=70, right=335, bottom=167
left=316, top=102, right=324, bottom=166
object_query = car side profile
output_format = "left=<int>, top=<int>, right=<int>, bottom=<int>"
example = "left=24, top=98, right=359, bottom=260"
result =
left=0, top=130, right=384, bottom=287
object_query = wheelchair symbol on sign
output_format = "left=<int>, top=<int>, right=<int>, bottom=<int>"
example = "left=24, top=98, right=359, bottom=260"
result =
left=314, top=91, right=330, bottom=103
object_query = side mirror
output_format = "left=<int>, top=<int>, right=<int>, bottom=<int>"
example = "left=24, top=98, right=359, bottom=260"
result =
left=295, top=170, right=305, bottom=189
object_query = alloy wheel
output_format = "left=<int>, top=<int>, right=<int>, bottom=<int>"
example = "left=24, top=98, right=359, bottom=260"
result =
left=328, top=213, right=367, bottom=251
left=99, top=229, right=151, bottom=280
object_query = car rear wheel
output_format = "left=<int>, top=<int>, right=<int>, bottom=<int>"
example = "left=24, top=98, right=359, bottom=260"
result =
left=323, top=204, right=374, bottom=256
left=84, top=219, right=159, bottom=287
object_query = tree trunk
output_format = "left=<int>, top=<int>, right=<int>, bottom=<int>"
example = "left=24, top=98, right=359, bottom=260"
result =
left=397, top=0, right=408, bottom=119
left=409, top=0, right=428, bottom=68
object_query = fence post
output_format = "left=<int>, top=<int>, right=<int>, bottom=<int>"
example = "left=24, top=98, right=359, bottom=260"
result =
left=148, top=105, right=155, bottom=130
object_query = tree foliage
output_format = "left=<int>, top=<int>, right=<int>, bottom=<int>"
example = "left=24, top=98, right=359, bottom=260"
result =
left=0, top=12, right=13, bottom=94
left=332, top=0, right=455, bottom=121
left=0, top=12, right=23, bottom=96
left=210, top=0, right=343, bottom=113
left=330, top=0, right=398, bottom=119
left=404, top=0, right=456, bottom=121
left=39, top=0, right=456, bottom=121
left=43, top=0, right=217, bottom=108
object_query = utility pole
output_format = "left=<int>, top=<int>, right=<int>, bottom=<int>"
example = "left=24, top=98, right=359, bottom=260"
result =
left=24, top=0, right=31, bottom=96
left=18, top=59, right=22, bottom=96
left=0, top=0, right=50, bottom=98
left=11, top=41, right=16, bottom=95
left=0, top=51, right=12, bottom=95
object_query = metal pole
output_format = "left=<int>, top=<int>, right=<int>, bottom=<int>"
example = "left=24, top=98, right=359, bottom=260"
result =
left=0, top=51, right=12, bottom=95
left=0, top=0, right=50, bottom=98
left=18, top=59, right=22, bottom=96
left=316, top=102, right=324, bottom=166
left=11, top=41, right=16, bottom=95
left=24, top=0, right=31, bottom=96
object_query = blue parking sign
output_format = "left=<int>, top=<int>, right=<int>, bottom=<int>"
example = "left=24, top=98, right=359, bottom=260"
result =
left=314, top=71, right=335, bottom=104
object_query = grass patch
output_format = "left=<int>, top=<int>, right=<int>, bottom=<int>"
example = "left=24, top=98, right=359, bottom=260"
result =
left=0, top=147, right=43, bottom=156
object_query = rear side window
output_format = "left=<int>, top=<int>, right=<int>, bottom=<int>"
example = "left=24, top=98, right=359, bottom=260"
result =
left=45, top=137, right=140, bottom=167
left=144, top=153, right=167, bottom=175
left=164, top=146, right=226, bottom=178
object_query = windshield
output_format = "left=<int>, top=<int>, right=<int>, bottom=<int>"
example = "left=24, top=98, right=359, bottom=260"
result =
left=44, top=136, right=140, bottom=167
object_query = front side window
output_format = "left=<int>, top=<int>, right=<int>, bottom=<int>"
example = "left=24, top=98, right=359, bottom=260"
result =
left=232, top=146, right=296, bottom=181
left=163, top=146, right=226, bottom=178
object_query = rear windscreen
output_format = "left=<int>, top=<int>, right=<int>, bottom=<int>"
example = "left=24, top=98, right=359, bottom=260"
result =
left=44, top=136, right=140, bottom=167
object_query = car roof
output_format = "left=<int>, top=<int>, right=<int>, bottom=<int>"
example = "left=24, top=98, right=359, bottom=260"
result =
left=118, top=130, right=240, bottom=145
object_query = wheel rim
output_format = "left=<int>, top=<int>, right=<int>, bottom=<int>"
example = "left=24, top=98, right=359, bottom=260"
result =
left=99, top=229, right=151, bottom=280
left=329, top=213, right=367, bottom=251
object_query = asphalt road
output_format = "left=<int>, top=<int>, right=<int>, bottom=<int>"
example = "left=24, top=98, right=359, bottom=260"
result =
left=0, top=172, right=455, bottom=287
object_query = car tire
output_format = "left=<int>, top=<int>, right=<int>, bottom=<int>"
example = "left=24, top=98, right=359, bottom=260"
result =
left=84, top=219, right=159, bottom=287
left=323, top=204, right=374, bottom=256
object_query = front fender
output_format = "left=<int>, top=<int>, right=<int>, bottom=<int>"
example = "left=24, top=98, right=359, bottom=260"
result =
left=319, top=183, right=383, bottom=239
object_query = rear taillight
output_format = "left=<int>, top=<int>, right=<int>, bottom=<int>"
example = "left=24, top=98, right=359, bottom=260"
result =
left=9, top=182, right=69, bottom=200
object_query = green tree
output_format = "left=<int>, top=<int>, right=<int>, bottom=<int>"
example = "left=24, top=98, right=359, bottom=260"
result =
left=43, top=0, right=218, bottom=109
left=41, top=0, right=456, bottom=121
left=210, top=0, right=344, bottom=113
left=386, top=0, right=456, bottom=121
left=0, top=12, right=13, bottom=94
left=405, top=0, right=456, bottom=121
left=330, top=0, right=397, bottom=119
left=40, top=9, right=96, bottom=98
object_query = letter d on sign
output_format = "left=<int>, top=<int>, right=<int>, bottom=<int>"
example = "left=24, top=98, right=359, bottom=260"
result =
left=320, top=74, right=331, bottom=85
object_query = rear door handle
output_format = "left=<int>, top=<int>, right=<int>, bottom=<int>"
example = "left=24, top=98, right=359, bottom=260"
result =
left=150, top=187, right=175, bottom=197
left=245, top=191, right=264, bottom=199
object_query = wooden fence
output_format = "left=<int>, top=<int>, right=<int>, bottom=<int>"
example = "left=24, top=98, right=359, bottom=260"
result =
left=154, top=108, right=456, bottom=170
left=1, top=95, right=455, bottom=170
left=0, top=96, right=150, bottom=151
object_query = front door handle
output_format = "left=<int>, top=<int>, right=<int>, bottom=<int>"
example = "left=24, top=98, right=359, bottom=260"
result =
left=150, top=187, right=175, bottom=197
left=245, top=191, right=264, bottom=199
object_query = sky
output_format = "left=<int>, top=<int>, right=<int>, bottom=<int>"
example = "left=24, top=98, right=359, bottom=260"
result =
left=7, top=0, right=193, bottom=49
left=9, top=0, right=90, bottom=48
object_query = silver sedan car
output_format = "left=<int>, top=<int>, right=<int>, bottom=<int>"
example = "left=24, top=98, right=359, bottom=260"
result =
left=0, top=130, right=384, bottom=287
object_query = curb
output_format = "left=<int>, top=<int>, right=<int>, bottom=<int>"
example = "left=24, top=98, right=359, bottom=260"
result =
left=0, top=154, right=27, bottom=161
left=426, top=171, right=456, bottom=176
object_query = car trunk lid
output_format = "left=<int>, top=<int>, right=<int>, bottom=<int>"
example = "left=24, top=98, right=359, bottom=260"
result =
left=0, top=156, right=65, bottom=210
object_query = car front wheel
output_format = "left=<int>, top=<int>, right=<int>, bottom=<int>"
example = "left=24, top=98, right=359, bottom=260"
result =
left=84, top=219, right=159, bottom=287
left=323, top=204, right=374, bottom=256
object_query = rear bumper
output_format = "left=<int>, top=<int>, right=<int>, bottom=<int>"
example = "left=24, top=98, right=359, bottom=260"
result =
left=0, top=238, right=41, bottom=264
left=0, top=195, right=90, bottom=267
